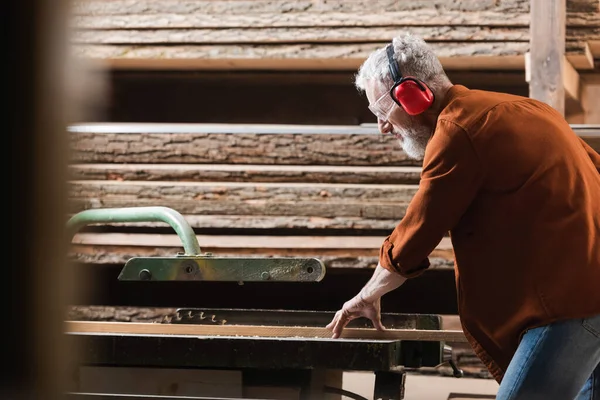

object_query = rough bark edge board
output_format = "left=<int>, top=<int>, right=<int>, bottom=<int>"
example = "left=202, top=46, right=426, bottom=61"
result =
left=71, top=26, right=535, bottom=45
left=70, top=11, right=533, bottom=29
left=67, top=180, right=419, bottom=204
left=70, top=0, right=531, bottom=15
left=70, top=42, right=592, bottom=70
left=68, top=130, right=598, bottom=165
left=68, top=198, right=410, bottom=219
left=69, top=11, right=599, bottom=30
left=71, top=41, right=532, bottom=59
left=69, top=0, right=594, bottom=16
left=68, top=131, right=420, bottom=166
left=65, top=320, right=469, bottom=342
left=68, top=164, right=423, bottom=184
left=66, top=214, right=404, bottom=231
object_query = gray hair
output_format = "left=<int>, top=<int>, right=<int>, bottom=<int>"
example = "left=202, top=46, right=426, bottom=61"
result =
left=354, top=33, right=451, bottom=93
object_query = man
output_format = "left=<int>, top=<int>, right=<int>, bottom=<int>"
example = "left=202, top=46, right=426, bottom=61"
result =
left=326, top=34, right=600, bottom=399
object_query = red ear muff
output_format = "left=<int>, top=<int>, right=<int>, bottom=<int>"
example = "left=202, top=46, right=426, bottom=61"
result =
left=385, top=43, right=435, bottom=116
left=391, top=77, right=435, bottom=116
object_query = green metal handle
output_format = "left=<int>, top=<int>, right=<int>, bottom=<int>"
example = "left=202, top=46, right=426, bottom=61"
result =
left=67, top=206, right=202, bottom=255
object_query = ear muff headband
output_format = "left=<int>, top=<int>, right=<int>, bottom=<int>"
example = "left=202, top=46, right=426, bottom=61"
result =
left=386, top=44, right=401, bottom=83
left=385, top=43, right=435, bottom=116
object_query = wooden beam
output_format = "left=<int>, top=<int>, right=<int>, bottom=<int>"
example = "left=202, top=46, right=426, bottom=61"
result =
left=581, top=84, right=600, bottom=122
left=72, top=42, right=533, bottom=72
left=68, top=181, right=418, bottom=219
left=564, top=57, right=584, bottom=114
left=71, top=26, right=532, bottom=44
left=69, top=123, right=599, bottom=165
left=529, top=0, right=567, bottom=115
left=72, top=10, right=530, bottom=28
left=70, top=0, right=598, bottom=15
left=533, top=53, right=588, bottom=114
left=68, top=163, right=423, bottom=184
left=65, top=321, right=470, bottom=342
left=66, top=214, right=400, bottom=231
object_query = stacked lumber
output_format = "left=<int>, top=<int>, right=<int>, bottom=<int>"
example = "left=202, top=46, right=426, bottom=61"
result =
left=67, top=123, right=599, bottom=271
left=67, top=123, right=453, bottom=270
left=69, top=0, right=600, bottom=71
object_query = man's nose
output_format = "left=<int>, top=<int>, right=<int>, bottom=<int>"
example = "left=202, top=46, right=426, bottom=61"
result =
left=378, top=119, right=392, bottom=134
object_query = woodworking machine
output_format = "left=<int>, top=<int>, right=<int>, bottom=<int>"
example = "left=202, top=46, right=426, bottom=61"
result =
left=65, top=206, right=464, bottom=400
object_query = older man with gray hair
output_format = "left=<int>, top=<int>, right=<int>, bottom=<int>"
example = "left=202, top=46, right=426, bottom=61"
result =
left=326, top=34, right=600, bottom=399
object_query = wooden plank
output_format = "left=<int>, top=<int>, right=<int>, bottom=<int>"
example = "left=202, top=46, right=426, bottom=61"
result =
left=529, top=0, right=567, bottom=115
left=65, top=320, right=470, bottom=342
left=581, top=85, right=600, bottom=123
left=72, top=27, right=600, bottom=46
left=71, top=0, right=533, bottom=15
left=70, top=0, right=596, bottom=16
left=68, top=164, right=422, bottom=184
left=71, top=26, right=532, bottom=45
left=71, top=41, right=533, bottom=60
left=69, top=124, right=600, bottom=165
left=69, top=198, right=410, bottom=220
left=69, top=9, right=600, bottom=29
left=567, top=12, right=600, bottom=27
left=68, top=180, right=418, bottom=204
left=69, top=130, right=417, bottom=166
left=79, top=54, right=528, bottom=71
left=67, top=181, right=417, bottom=219
left=67, top=214, right=402, bottom=231
left=70, top=41, right=591, bottom=71
left=564, top=57, right=584, bottom=113
left=567, top=0, right=600, bottom=12
left=70, top=11, right=532, bottom=30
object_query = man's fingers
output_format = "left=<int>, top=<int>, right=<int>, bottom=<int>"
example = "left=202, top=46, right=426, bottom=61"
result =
left=326, top=310, right=343, bottom=331
left=331, top=314, right=350, bottom=339
left=325, top=319, right=335, bottom=330
left=372, top=317, right=386, bottom=331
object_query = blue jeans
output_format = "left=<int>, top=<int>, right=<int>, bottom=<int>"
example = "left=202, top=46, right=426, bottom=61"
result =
left=496, top=313, right=600, bottom=400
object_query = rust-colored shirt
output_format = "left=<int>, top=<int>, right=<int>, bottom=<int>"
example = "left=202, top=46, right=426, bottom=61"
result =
left=379, top=84, right=600, bottom=382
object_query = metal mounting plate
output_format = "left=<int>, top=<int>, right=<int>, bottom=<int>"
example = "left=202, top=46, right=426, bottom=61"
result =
left=117, top=256, right=325, bottom=282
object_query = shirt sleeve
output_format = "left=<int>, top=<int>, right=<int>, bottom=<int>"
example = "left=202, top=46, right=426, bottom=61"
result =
left=379, top=119, right=485, bottom=278
left=578, top=136, right=600, bottom=174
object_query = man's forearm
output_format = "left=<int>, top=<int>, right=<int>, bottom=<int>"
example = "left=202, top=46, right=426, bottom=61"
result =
left=359, top=264, right=407, bottom=302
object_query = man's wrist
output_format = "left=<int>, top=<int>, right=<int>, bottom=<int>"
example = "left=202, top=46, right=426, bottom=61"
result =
left=359, top=264, right=407, bottom=303
left=358, top=287, right=380, bottom=303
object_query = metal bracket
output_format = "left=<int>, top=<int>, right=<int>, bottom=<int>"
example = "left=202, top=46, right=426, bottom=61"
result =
left=67, top=206, right=326, bottom=283
left=118, top=255, right=325, bottom=282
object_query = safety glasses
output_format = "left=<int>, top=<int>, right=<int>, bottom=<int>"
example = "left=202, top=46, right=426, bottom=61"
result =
left=368, top=91, right=397, bottom=122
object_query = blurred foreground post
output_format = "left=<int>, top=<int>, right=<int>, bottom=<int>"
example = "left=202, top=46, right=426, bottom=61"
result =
left=5, top=0, right=75, bottom=398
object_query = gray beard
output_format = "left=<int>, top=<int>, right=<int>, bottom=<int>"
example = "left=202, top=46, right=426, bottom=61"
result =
left=393, top=126, right=430, bottom=160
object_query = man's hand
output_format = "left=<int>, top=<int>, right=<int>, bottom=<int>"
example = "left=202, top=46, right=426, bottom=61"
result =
left=325, top=293, right=385, bottom=339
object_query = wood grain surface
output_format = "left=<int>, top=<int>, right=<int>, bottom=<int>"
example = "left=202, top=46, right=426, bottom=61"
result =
left=66, top=321, right=469, bottom=342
